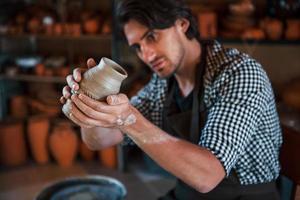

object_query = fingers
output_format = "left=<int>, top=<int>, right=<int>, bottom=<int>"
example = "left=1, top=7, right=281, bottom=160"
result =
left=71, top=94, right=112, bottom=121
left=66, top=74, right=79, bottom=92
left=60, top=96, right=66, bottom=104
left=62, top=100, right=93, bottom=128
left=72, top=68, right=83, bottom=84
left=87, top=58, right=97, bottom=69
left=62, top=85, right=71, bottom=99
left=107, top=94, right=129, bottom=105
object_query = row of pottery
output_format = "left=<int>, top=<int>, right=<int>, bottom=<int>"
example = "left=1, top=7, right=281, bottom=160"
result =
left=0, top=116, right=117, bottom=168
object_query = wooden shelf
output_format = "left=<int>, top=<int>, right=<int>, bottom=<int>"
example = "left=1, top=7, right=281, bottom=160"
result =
left=0, top=74, right=65, bottom=84
left=0, top=34, right=112, bottom=41
left=220, top=38, right=300, bottom=45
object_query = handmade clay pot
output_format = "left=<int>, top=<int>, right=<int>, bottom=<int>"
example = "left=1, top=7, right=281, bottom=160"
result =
left=78, top=57, right=128, bottom=100
left=98, top=146, right=117, bottom=169
left=27, top=115, right=49, bottom=164
left=79, top=141, right=95, bottom=161
left=49, top=121, right=78, bottom=167
left=0, top=119, right=27, bottom=166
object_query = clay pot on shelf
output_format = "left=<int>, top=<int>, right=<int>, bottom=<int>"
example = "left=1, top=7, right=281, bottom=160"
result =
left=282, top=79, right=300, bottom=111
left=10, top=95, right=28, bottom=119
left=101, top=19, right=112, bottom=34
left=0, top=119, right=27, bottom=166
left=285, top=20, right=300, bottom=40
left=27, top=115, right=50, bottom=164
left=79, top=141, right=95, bottom=161
left=49, top=121, right=78, bottom=167
left=53, top=23, right=63, bottom=35
left=56, top=66, right=70, bottom=78
left=27, top=17, right=41, bottom=34
left=71, top=23, right=82, bottom=36
left=35, top=63, right=46, bottom=76
left=83, top=17, right=100, bottom=35
left=98, top=146, right=117, bottom=169
left=197, top=11, right=217, bottom=39
left=241, top=28, right=265, bottom=40
left=260, top=18, right=283, bottom=40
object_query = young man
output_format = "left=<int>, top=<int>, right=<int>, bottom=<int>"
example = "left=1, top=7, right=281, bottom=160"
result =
left=60, top=0, right=282, bottom=199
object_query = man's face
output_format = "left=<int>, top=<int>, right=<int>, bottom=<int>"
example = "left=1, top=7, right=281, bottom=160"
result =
left=124, top=19, right=186, bottom=78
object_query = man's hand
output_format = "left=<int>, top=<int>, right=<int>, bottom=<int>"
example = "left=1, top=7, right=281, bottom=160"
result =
left=69, top=93, right=137, bottom=129
left=60, top=58, right=96, bottom=104
left=60, top=58, right=97, bottom=127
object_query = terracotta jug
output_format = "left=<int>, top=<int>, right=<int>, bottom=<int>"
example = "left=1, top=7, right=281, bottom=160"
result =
left=0, top=119, right=27, bottom=166
left=98, top=146, right=117, bottom=169
left=10, top=95, right=28, bottom=119
left=27, top=115, right=49, bottom=164
left=49, top=121, right=78, bottom=167
left=78, top=57, right=128, bottom=100
left=282, top=79, right=300, bottom=111
left=197, top=11, right=217, bottom=39
left=79, top=141, right=95, bottom=161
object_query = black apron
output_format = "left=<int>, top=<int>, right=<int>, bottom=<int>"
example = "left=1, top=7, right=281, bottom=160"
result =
left=159, top=41, right=280, bottom=200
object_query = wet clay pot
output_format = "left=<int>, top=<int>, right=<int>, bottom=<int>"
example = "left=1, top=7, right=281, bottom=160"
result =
left=98, top=146, right=117, bottom=169
left=49, top=122, right=78, bottom=167
left=79, top=141, right=95, bottom=161
left=0, top=119, right=27, bottom=166
left=78, top=57, right=128, bottom=100
left=27, top=115, right=50, bottom=164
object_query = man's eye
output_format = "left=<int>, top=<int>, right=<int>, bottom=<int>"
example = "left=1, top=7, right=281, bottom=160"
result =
left=131, top=45, right=140, bottom=52
left=147, top=32, right=156, bottom=42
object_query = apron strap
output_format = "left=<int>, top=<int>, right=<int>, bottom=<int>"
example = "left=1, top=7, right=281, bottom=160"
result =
left=190, top=40, right=208, bottom=143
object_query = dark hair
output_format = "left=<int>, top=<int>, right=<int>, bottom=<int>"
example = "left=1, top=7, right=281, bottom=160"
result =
left=116, top=0, right=200, bottom=42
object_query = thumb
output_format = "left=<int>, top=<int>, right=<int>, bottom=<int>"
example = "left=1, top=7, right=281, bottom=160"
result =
left=107, top=94, right=129, bottom=105
left=87, top=58, right=97, bottom=69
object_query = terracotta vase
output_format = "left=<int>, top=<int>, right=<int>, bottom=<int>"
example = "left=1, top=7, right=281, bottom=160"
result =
left=27, top=115, right=49, bottom=164
left=0, top=119, right=27, bottom=166
left=285, top=20, right=300, bottom=40
left=198, top=11, right=217, bottom=39
left=282, top=79, right=300, bottom=111
left=10, top=95, right=28, bottom=119
left=83, top=18, right=100, bottom=34
left=79, top=141, right=95, bottom=161
left=98, top=146, right=117, bottom=169
left=35, top=63, right=46, bottom=76
left=78, top=57, right=128, bottom=100
left=261, top=18, right=283, bottom=40
left=49, top=122, right=78, bottom=167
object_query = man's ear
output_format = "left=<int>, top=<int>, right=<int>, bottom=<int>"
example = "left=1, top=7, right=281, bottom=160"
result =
left=175, top=18, right=190, bottom=33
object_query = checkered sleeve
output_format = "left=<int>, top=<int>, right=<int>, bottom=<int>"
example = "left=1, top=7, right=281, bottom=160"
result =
left=199, top=59, right=271, bottom=176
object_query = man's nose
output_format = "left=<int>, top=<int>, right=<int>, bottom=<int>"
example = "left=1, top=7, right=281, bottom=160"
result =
left=141, top=45, right=156, bottom=63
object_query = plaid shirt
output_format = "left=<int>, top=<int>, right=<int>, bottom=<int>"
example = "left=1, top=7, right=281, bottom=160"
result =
left=128, top=40, right=282, bottom=185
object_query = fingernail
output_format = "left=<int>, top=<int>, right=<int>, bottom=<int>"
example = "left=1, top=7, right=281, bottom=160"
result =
left=74, top=73, right=78, bottom=81
left=110, top=95, right=117, bottom=105
left=78, top=94, right=83, bottom=99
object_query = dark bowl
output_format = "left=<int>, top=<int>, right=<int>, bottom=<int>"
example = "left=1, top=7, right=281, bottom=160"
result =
left=35, top=175, right=127, bottom=200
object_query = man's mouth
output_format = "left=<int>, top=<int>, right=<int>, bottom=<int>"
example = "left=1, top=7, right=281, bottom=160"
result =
left=151, top=58, right=165, bottom=71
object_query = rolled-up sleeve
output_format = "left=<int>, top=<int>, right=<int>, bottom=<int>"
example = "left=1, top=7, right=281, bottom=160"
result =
left=199, top=60, right=271, bottom=176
